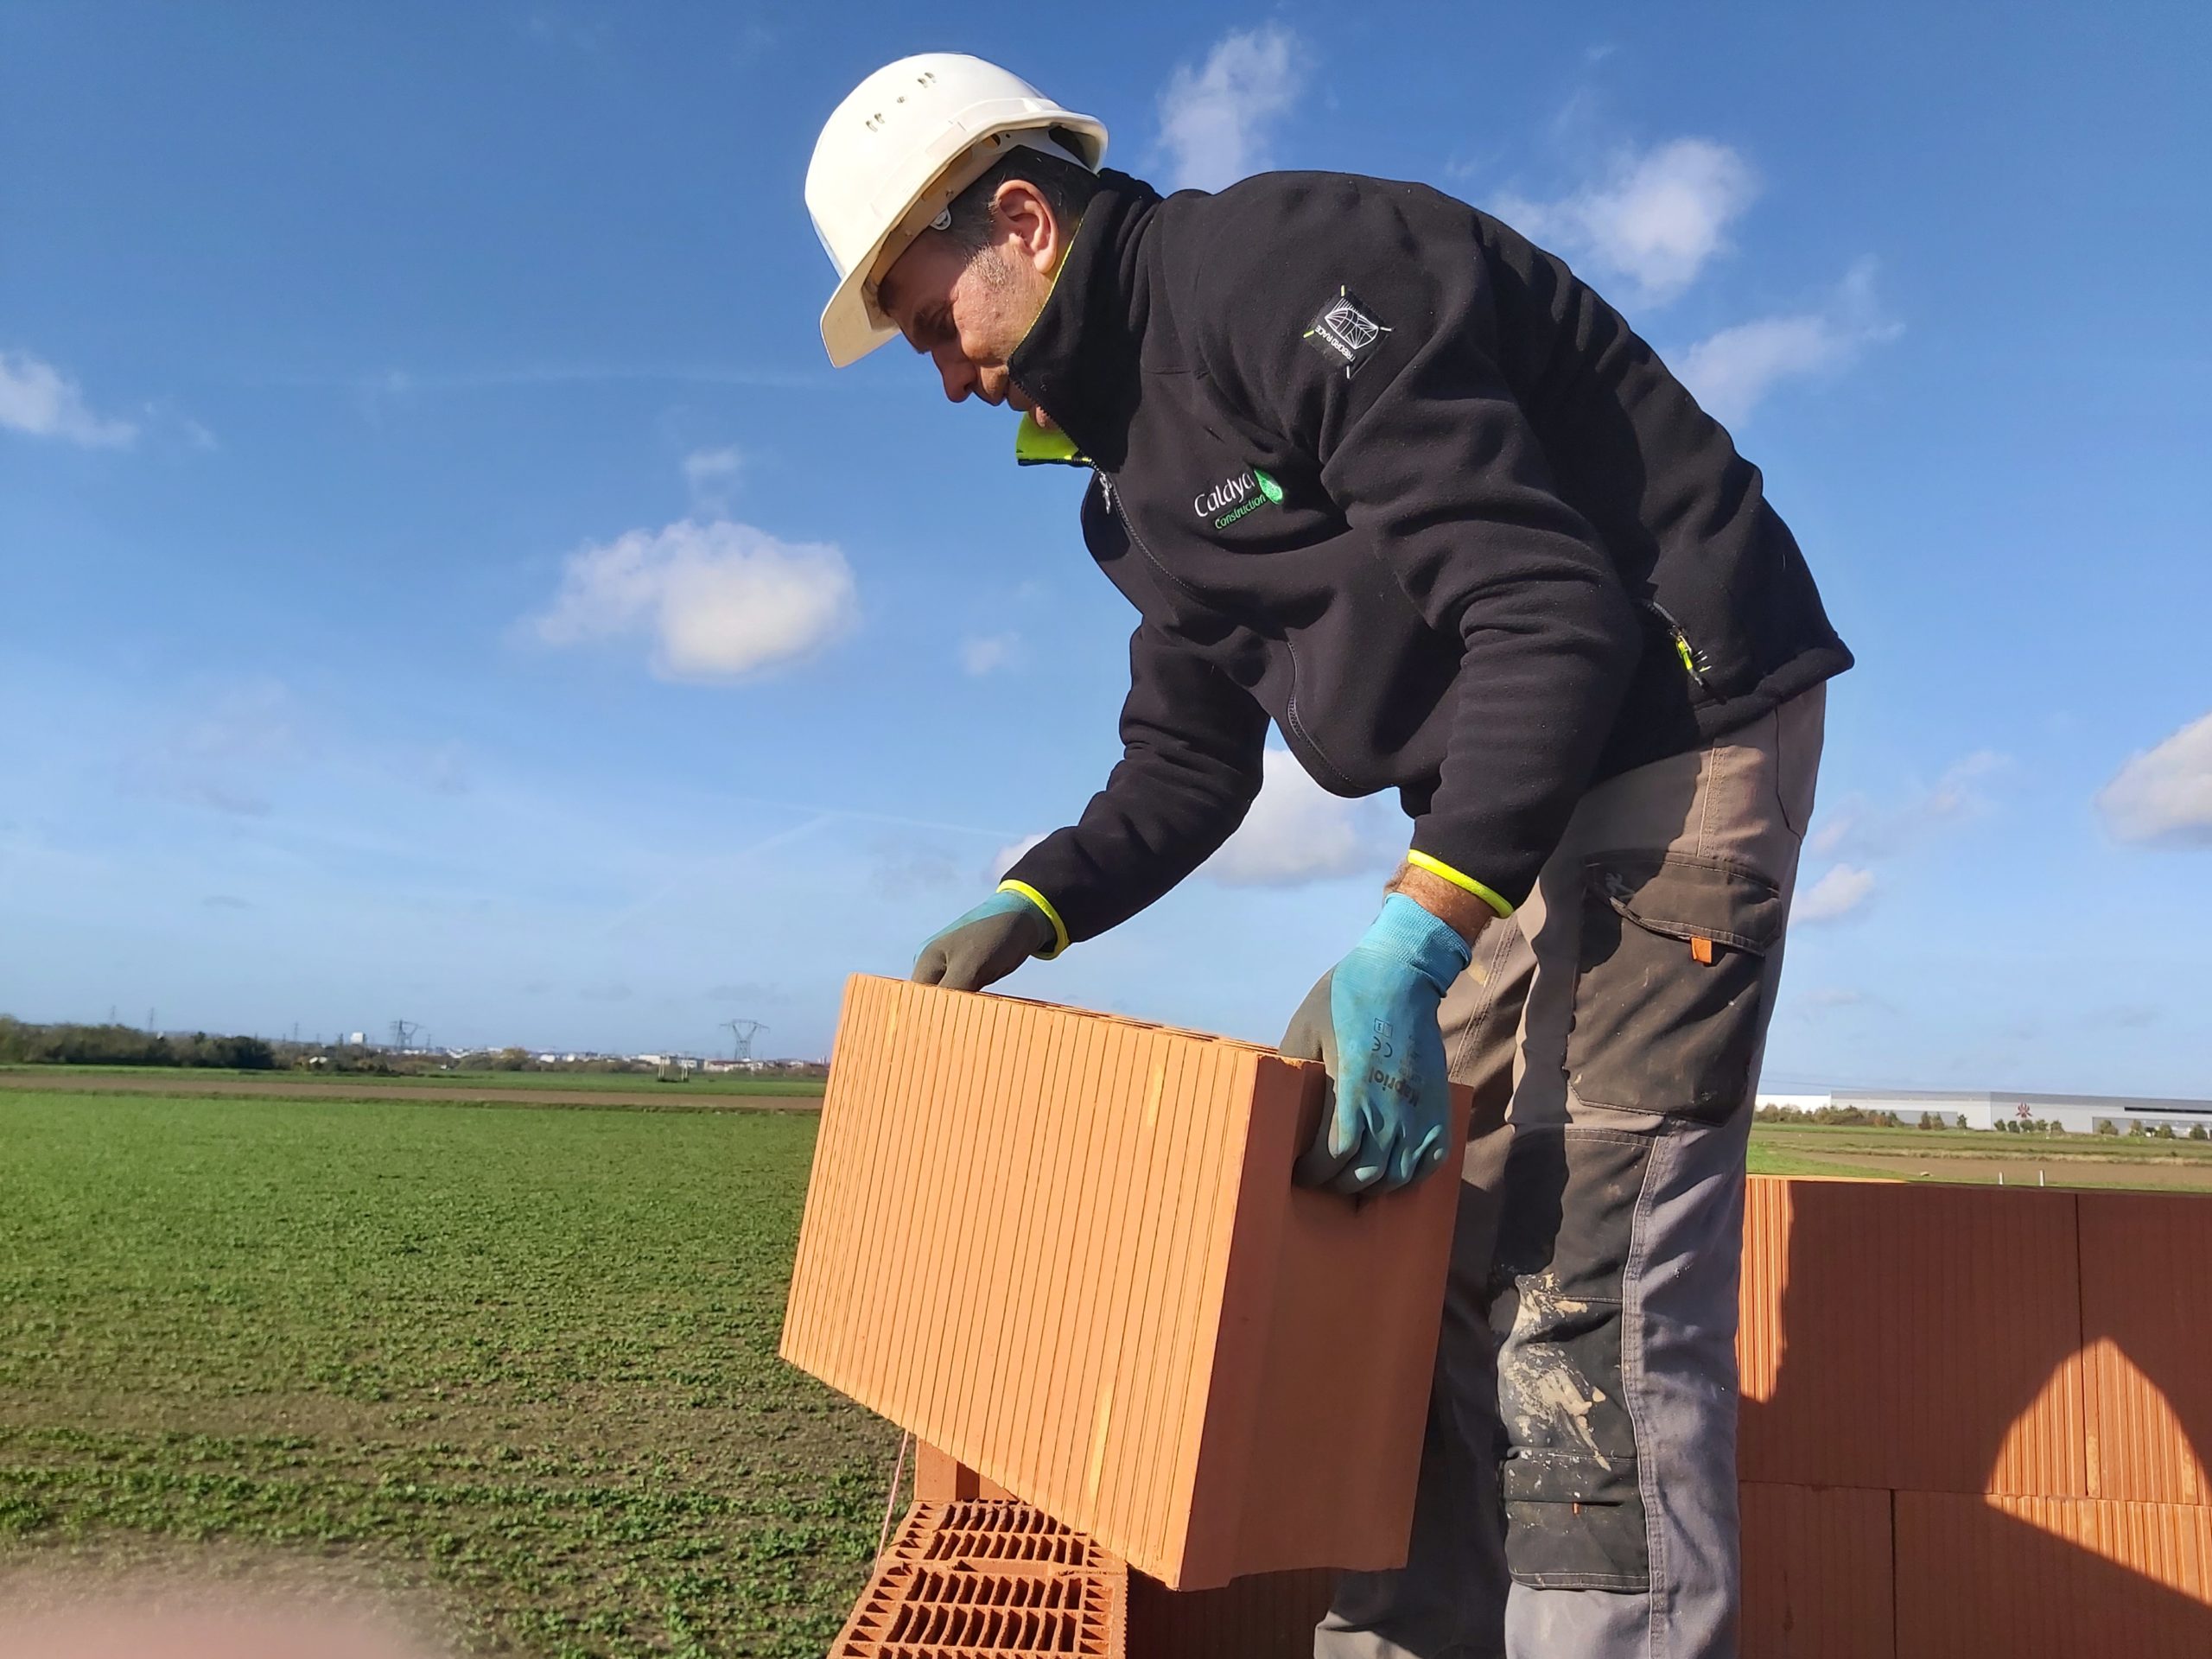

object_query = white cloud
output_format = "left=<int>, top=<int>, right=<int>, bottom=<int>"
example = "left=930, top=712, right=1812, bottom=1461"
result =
left=0, top=349, right=137, bottom=447
left=1156, top=25, right=1305, bottom=192
left=1796, top=863, right=1875, bottom=924
left=528, top=519, right=856, bottom=683
left=2098, top=711, right=2212, bottom=846
left=990, top=833, right=1048, bottom=882
left=1811, top=746, right=2010, bottom=861
left=683, top=445, right=743, bottom=512
left=1498, top=138, right=1758, bottom=306
left=1204, top=747, right=1389, bottom=887
left=1924, top=747, right=2008, bottom=817
left=1675, top=259, right=1902, bottom=425
left=871, top=842, right=966, bottom=897
left=135, top=679, right=302, bottom=816
left=1801, top=987, right=1870, bottom=1010
left=960, top=632, right=1020, bottom=677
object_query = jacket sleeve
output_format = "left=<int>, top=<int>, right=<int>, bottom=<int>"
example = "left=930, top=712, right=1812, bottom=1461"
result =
left=1004, top=618, right=1268, bottom=943
left=1188, top=177, right=1642, bottom=911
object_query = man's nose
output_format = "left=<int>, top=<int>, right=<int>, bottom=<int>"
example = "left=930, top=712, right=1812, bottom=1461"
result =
left=934, top=348, right=976, bottom=404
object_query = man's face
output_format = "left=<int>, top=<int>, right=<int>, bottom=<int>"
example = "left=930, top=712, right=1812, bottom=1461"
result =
left=874, top=180, right=1064, bottom=421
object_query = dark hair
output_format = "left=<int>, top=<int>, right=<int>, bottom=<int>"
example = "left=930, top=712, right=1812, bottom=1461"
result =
left=938, top=130, right=1103, bottom=252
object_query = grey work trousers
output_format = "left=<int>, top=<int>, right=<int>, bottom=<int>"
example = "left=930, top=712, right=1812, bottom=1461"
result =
left=1316, top=685, right=1826, bottom=1659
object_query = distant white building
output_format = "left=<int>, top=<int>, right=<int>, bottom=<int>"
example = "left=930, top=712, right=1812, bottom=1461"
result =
left=1756, top=1088, right=2212, bottom=1135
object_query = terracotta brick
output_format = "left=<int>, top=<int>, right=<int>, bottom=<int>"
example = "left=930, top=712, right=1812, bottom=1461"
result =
left=2078, top=1192, right=2212, bottom=1504
left=914, top=1444, right=1012, bottom=1503
left=1738, top=1177, right=2087, bottom=1496
left=1895, top=1492, right=2212, bottom=1656
left=912, top=1452, right=1334, bottom=1654
left=1127, top=1567, right=1335, bottom=1658
left=886, top=1502, right=1115, bottom=1571
left=832, top=1500, right=1127, bottom=1659
left=1738, top=1482, right=1894, bottom=1659
left=784, top=976, right=1468, bottom=1588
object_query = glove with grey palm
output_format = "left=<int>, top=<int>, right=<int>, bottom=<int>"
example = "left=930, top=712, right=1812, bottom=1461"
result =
left=911, top=885, right=1064, bottom=993
left=1281, top=893, right=1471, bottom=1195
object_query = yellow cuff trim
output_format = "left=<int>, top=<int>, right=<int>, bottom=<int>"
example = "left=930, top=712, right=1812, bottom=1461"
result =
left=997, top=880, right=1070, bottom=959
left=1405, top=850, right=1515, bottom=918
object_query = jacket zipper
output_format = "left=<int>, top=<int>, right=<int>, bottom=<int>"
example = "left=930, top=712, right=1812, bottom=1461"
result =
left=1641, top=599, right=1711, bottom=689
left=1100, top=467, right=1360, bottom=796
left=1099, top=467, right=1198, bottom=601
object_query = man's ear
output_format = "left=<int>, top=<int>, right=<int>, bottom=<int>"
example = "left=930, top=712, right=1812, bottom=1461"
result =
left=989, top=179, right=1062, bottom=276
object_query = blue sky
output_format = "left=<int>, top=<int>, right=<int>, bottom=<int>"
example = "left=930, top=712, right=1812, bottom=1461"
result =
left=4, top=3, right=2209, bottom=1091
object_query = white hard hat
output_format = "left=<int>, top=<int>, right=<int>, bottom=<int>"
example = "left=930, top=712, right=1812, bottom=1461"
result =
left=805, top=54, right=1107, bottom=367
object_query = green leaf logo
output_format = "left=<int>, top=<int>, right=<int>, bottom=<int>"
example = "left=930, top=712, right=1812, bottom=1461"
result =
left=1253, top=468, right=1284, bottom=505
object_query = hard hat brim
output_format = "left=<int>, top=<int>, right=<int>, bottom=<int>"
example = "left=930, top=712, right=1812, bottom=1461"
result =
left=821, top=267, right=899, bottom=370
left=815, top=109, right=1106, bottom=368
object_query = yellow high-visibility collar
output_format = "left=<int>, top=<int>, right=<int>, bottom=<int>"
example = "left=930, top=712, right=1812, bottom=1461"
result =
left=1014, top=410, right=1087, bottom=467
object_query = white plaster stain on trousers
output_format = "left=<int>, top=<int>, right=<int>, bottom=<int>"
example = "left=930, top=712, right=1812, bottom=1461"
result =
left=1498, top=1271, right=1612, bottom=1469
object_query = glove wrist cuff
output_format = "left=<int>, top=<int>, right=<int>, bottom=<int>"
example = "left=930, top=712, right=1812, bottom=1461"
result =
left=1365, top=893, right=1473, bottom=993
left=996, top=880, right=1070, bottom=959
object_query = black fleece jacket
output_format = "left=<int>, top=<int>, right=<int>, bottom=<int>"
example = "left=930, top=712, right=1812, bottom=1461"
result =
left=1001, top=170, right=1851, bottom=943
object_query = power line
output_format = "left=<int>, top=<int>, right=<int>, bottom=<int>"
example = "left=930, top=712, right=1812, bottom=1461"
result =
left=722, top=1019, right=767, bottom=1062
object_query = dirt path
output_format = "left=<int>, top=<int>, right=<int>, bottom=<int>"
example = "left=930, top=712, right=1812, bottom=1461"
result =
left=0, top=1071, right=821, bottom=1112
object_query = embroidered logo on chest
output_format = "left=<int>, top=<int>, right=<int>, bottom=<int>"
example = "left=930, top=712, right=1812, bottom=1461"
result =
left=1301, top=285, right=1391, bottom=378
left=1192, top=466, right=1285, bottom=530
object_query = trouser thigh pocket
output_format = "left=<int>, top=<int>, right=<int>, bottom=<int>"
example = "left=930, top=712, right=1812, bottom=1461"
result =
left=1567, top=851, right=1784, bottom=1122
left=1490, top=1126, right=1654, bottom=1592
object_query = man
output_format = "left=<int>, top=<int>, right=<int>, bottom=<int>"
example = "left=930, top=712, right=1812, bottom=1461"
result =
left=806, top=54, right=1849, bottom=1659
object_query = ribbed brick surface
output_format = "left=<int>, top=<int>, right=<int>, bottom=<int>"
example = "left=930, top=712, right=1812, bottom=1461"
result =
left=832, top=1501, right=1127, bottom=1659
left=1738, top=1177, right=2087, bottom=1496
left=2079, top=1192, right=2212, bottom=1504
left=1895, top=1492, right=2212, bottom=1656
left=1738, top=1481, right=1894, bottom=1658
left=783, top=976, right=1466, bottom=1588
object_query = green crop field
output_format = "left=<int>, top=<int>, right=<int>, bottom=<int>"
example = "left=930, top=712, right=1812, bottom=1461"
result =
left=1746, top=1121, right=2212, bottom=1190
left=0, top=1090, right=888, bottom=1657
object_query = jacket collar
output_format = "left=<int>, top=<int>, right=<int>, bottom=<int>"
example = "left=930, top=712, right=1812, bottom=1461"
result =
left=1007, top=169, right=1160, bottom=473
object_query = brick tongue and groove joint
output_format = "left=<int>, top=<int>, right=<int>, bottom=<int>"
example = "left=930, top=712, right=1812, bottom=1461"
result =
left=781, top=975, right=1470, bottom=1590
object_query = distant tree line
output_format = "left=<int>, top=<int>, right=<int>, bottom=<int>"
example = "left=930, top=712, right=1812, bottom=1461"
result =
left=1, top=1016, right=829, bottom=1079
left=0, top=1016, right=276, bottom=1070
left=1749, top=1101, right=2211, bottom=1141
left=1752, top=1103, right=1914, bottom=1128
left=2101, top=1118, right=2207, bottom=1141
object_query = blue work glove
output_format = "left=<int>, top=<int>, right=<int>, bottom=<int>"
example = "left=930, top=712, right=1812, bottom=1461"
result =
left=912, top=887, right=1059, bottom=993
left=1285, top=893, right=1470, bottom=1196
